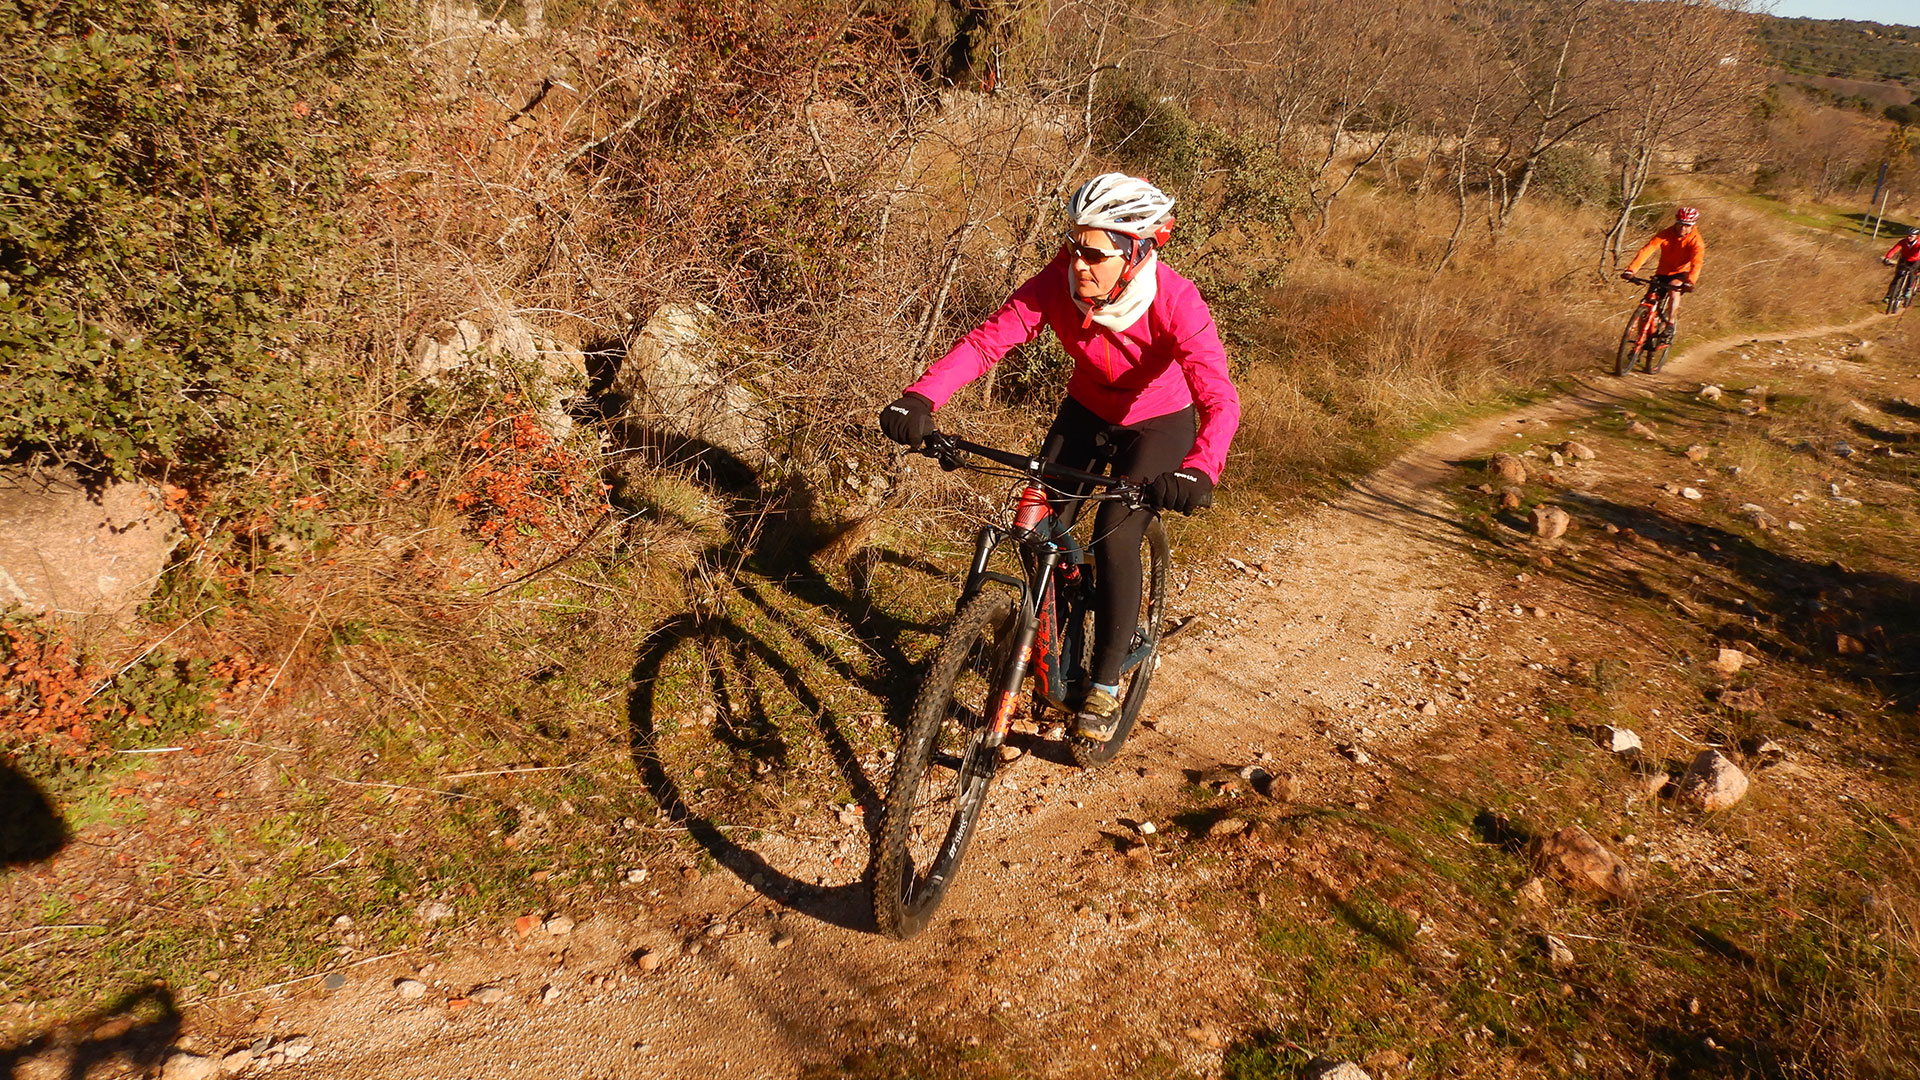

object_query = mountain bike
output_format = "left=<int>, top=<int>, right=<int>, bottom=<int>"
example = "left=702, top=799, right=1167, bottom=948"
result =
left=1615, top=274, right=1684, bottom=377
left=873, top=431, right=1168, bottom=939
left=1886, top=261, right=1918, bottom=315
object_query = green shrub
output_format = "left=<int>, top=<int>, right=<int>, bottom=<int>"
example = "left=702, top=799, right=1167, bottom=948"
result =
left=1530, top=146, right=1613, bottom=209
left=0, top=0, right=400, bottom=483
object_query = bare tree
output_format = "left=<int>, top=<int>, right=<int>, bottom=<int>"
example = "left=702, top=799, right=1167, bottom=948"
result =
left=1598, top=0, right=1763, bottom=269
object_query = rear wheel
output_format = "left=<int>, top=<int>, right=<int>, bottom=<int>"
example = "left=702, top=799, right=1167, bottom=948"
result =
left=1644, top=298, right=1674, bottom=374
left=873, top=592, right=1017, bottom=939
left=1070, top=516, right=1169, bottom=769
left=1615, top=305, right=1652, bottom=377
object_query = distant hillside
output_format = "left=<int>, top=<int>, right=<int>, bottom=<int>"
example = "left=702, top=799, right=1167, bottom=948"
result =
left=1756, top=15, right=1920, bottom=96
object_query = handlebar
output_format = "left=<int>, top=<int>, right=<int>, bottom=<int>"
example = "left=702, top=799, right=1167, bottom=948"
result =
left=913, top=431, right=1141, bottom=498
left=1623, top=274, right=1690, bottom=291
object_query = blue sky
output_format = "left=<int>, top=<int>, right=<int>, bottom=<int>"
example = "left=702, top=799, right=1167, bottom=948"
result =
left=1763, top=0, right=1918, bottom=27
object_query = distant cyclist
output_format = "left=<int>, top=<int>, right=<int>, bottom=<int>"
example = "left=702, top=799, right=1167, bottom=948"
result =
left=1885, top=227, right=1920, bottom=270
left=1883, top=228, right=1920, bottom=311
left=878, top=173, right=1241, bottom=741
left=1621, top=206, right=1706, bottom=338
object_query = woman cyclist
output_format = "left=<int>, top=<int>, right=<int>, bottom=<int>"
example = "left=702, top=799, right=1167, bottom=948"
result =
left=878, top=173, right=1241, bottom=741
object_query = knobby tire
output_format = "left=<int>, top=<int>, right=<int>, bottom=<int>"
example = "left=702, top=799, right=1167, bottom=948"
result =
left=1069, top=516, right=1169, bottom=769
left=1644, top=295, right=1674, bottom=374
left=873, top=591, right=1017, bottom=939
left=1615, top=304, right=1652, bottom=377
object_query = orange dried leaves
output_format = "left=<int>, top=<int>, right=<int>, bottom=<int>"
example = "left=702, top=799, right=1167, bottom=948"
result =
left=451, top=410, right=603, bottom=565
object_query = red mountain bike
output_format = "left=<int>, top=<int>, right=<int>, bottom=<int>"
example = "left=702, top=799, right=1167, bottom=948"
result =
left=1615, top=274, right=1686, bottom=377
left=873, top=431, right=1167, bottom=938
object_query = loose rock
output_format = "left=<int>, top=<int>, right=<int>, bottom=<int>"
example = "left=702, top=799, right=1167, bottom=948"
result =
left=394, top=978, right=427, bottom=1001
left=1685, top=445, right=1711, bottom=462
left=1698, top=384, right=1724, bottom=401
left=1517, top=877, right=1548, bottom=906
left=1487, top=453, right=1528, bottom=485
left=161, top=1052, right=220, bottom=1080
left=1560, top=441, right=1596, bottom=461
left=1207, top=817, right=1250, bottom=839
left=1597, top=725, right=1642, bottom=754
left=1499, top=488, right=1524, bottom=511
left=280, top=1038, right=312, bottom=1061
left=543, top=914, right=575, bottom=936
left=1675, top=750, right=1750, bottom=811
left=1627, top=420, right=1656, bottom=438
left=221, top=1049, right=254, bottom=1074
left=1239, top=765, right=1294, bottom=802
left=470, top=986, right=510, bottom=1006
left=1532, top=826, right=1634, bottom=901
left=1711, top=648, right=1747, bottom=676
left=1530, top=505, right=1570, bottom=540
left=1546, top=934, right=1575, bottom=970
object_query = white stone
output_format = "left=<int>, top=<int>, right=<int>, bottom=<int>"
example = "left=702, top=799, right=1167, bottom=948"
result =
left=1307, top=1062, right=1374, bottom=1080
left=161, top=1053, right=220, bottom=1080
left=543, top=914, right=575, bottom=936
left=1676, top=750, right=1750, bottom=811
left=1599, top=726, right=1642, bottom=754
left=394, top=978, right=427, bottom=1001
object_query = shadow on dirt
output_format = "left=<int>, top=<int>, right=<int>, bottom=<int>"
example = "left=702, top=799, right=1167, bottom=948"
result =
left=0, top=760, right=68, bottom=866
left=616, top=434, right=957, bottom=932
left=1542, top=492, right=1920, bottom=711
left=0, top=985, right=179, bottom=1080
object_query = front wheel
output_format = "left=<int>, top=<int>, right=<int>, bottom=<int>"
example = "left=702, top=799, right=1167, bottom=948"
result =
left=1615, top=305, right=1652, bottom=377
left=873, top=591, right=1017, bottom=939
left=1069, top=516, right=1169, bottom=769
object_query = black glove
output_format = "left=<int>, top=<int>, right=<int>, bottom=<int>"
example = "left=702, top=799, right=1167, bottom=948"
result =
left=1147, top=468, right=1214, bottom=514
left=878, top=392, right=934, bottom=448
left=1619, top=270, right=1635, bottom=281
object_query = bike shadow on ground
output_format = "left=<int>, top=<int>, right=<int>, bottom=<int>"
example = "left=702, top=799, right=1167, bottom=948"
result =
left=627, top=612, right=880, bottom=931
left=0, top=985, right=179, bottom=1080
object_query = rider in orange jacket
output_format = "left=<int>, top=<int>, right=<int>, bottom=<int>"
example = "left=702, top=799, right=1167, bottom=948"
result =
left=1622, top=206, right=1705, bottom=330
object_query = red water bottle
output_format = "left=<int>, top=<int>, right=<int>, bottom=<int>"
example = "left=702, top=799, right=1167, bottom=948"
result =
left=1011, top=484, right=1051, bottom=537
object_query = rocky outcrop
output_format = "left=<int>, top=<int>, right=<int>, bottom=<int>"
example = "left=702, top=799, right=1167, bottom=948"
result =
left=0, top=468, right=182, bottom=628
left=611, top=304, right=769, bottom=467
left=411, top=313, right=588, bottom=437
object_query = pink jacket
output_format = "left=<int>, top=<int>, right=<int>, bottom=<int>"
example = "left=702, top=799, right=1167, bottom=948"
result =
left=905, top=253, right=1241, bottom=480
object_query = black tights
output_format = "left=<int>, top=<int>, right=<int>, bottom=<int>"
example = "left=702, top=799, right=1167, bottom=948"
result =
left=1039, top=398, right=1196, bottom=686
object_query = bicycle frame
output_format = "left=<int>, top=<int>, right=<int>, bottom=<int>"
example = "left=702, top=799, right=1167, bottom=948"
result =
left=918, top=434, right=1151, bottom=749
left=1626, top=275, right=1678, bottom=344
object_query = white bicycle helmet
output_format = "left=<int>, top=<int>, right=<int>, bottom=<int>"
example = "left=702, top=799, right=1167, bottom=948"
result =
left=1067, top=173, right=1175, bottom=239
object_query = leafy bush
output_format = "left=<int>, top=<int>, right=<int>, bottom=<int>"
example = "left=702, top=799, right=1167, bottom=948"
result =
left=1530, top=146, right=1613, bottom=209
left=0, top=0, right=400, bottom=482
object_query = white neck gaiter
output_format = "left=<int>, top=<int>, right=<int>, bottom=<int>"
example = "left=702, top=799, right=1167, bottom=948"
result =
left=1072, top=252, right=1158, bottom=332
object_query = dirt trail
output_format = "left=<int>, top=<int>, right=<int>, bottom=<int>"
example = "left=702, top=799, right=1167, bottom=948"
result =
left=117, top=314, right=1895, bottom=1080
